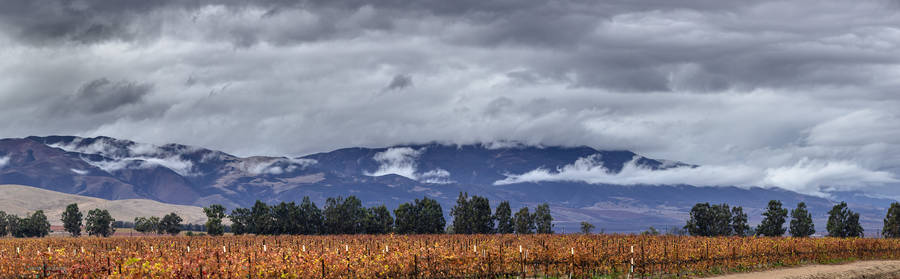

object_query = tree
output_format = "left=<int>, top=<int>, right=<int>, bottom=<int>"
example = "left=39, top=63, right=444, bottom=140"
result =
left=418, top=197, right=446, bottom=234
left=756, top=200, right=788, bottom=237
left=7, top=215, right=22, bottom=237
left=731, top=206, right=750, bottom=236
left=827, top=202, right=863, bottom=238
left=161, top=213, right=183, bottom=236
left=134, top=217, right=153, bottom=234
left=580, top=222, right=595, bottom=234
left=0, top=211, right=8, bottom=237
left=470, top=195, right=494, bottom=234
left=148, top=216, right=161, bottom=234
left=790, top=202, right=816, bottom=237
left=249, top=200, right=274, bottom=235
left=533, top=203, right=554, bottom=234
left=363, top=205, right=394, bottom=234
left=494, top=201, right=514, bottom=234
left=27, top=211, right=52, bottom=237
left=394, top=197, right=446, bottom=234
left=61, top=203, right=83, bottom=237
left=85, top=209, right=115, bottom=237
left=324, top=196, right=366, bottom=234
left=684, top=203, right=733, bottom=237
left=450, top=192, right=474, bottom=234
left=204, top=204, right=227, bottom=236
left=884, top=202, right=900, bottom=238
left=514, top=207, right=534, bottom=234
left=299, top=197, right=323, bottom=235
left=642, top=226, right=660, bottom=235
left=272, top=202, right=300, bottom=235
left=229, top=208, right=251, bottom=235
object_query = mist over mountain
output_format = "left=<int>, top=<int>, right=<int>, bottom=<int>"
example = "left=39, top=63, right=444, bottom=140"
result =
left=0, top=135, right=892, bottom=233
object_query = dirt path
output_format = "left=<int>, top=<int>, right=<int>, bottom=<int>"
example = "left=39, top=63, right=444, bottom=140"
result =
left=706, top=260, right=900, bottom=279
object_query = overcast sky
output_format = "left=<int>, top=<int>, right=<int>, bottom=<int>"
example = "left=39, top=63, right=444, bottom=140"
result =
left=1, top=0, right=899, bottom=197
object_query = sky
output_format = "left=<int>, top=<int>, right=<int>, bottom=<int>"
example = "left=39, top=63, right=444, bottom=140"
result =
left=1, top=0, right=899, bottom=197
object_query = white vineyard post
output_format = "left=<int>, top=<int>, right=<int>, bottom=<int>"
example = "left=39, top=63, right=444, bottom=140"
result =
left=630, top=245, right=635, bottom=279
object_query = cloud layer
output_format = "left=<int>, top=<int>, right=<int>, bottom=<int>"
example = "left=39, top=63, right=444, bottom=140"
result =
left=1, top=0, right=900, bottom=196
left=496, top=155, right=898, bottom=197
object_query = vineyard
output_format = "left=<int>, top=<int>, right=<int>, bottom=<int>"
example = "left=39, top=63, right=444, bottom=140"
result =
left=1, top=234, right=900, bottom=278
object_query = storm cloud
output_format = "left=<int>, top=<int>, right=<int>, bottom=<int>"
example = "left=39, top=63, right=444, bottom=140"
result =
left=1, top=0, right=899, bottom=197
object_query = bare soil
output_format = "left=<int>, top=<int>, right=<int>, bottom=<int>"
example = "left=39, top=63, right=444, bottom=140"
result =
left=707, top=260, right=900, bottom=279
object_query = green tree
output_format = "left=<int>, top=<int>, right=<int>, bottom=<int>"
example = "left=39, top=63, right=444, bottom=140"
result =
left=61, top=203, right=83, bottom=237
left=134, top=217, right=151, bottom=234
left=249, top=200, right=274, bottom=235
left=731, top=206, right=750, bottom=236
left=27, top=211, right=51, bottom=237
left=580, top=222, right=595, bottom=234
left=684, top=203, right=733, bottom=236
left=147, top=216, right=161, bottom=234
left=394, top=197, right=445, bottom=234
left=7, top=215, right=21, bottom=237
left=756, top=200, right=788, bottom=237
left=85, top=209, right=115, bottom=237
left=534, top=203, right=554, bottom=234
left=790, top=202, right=816, bottom=237
left=299, top=197, right=323, bottom=235
left=642, top=226, right=660, bottom=235
left=0, top=211, right=7, bottom=237
left=324, top=196, right=366, bottom=234
left=229, top=208, right=251, bottom=235
left=363, top=205, right=394, bottom=234
left=827, top=202, right=863, bottom=238
left=203, top=204, right=227, bottom=236
left=161, top=213, right=183, bottom=236
left=272, top=202, right=300, bottom=235
left=514, top=207, right=534, bottom=234
left=494, top=201, right=514, bottom=234
left=884, top=202, right=900, bottom=238
left=450, top=192, right=473, bottom=234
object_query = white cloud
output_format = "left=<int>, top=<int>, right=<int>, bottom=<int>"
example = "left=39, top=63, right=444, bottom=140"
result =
left=366, top=147, right=424, bottom=179
left=365, top=147, right=455, bottom=184
left=85, top=156, right=196, bottom=176
left=420, top=168, right=454, bottom=184
left=233, top=157, right=317, bottom=176
left=70, top=168, right=89, bottom=175
left=0, top=156, right=9, bottom=168
left=495, top=155, right=898, bottom=197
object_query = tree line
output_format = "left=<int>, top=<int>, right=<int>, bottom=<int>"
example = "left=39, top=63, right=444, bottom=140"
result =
left=216, top=192, right=553, bottom=236
left=683, top=200, right=867, bottom=237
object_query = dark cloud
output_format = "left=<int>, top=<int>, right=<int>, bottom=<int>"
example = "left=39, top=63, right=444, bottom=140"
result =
left=384, top=74, right=413, bottom=91
left=1, top=0, right=900, bottom=197
left=48, top=78, right=154, bottom=115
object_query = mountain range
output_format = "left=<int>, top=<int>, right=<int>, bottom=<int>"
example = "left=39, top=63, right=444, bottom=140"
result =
left=0, top=136, right=894, bottom=233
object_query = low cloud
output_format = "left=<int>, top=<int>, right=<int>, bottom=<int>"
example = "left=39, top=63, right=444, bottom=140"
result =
left=366, top=147, right=423, bottom=179
left=366, top=147, right=454, bottom=184
left=235, top=157, right=317, bottom=175
left=495, top=155, right=898, bottom=197
left=70, top=168, right=89, bottom=175
left=85, top=156, right=196, bottom=176
left=0, top=156, right=9, bottom=168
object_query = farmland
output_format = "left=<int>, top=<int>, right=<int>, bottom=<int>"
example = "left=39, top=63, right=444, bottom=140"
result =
left=2, top=235, right=900, bottom=278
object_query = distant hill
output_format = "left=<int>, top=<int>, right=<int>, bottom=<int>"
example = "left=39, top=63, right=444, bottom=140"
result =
left=0, top=136, right=893, bottom=233
left=0, top=184, right=207, bottom=226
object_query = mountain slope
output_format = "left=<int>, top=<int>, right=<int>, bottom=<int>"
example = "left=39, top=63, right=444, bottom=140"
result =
left=0, top=135, right=892, bottom=233
left=0, top=184, right=207, bottom=226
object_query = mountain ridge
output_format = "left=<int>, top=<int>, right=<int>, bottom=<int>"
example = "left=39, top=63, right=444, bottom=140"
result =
left=0, top=135, right=892, bottom=233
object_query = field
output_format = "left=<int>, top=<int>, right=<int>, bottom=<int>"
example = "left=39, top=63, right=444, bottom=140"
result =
left=2, top=234, right=900, bottom=278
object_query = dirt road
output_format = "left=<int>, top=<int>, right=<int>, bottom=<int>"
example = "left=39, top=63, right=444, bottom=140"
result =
left=707, top=260, right=900, bottom=279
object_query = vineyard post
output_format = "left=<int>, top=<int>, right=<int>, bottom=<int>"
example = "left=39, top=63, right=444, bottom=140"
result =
left=413, top=255, right=418, bottom=279
left=629, top=245, right=634, bottom=279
